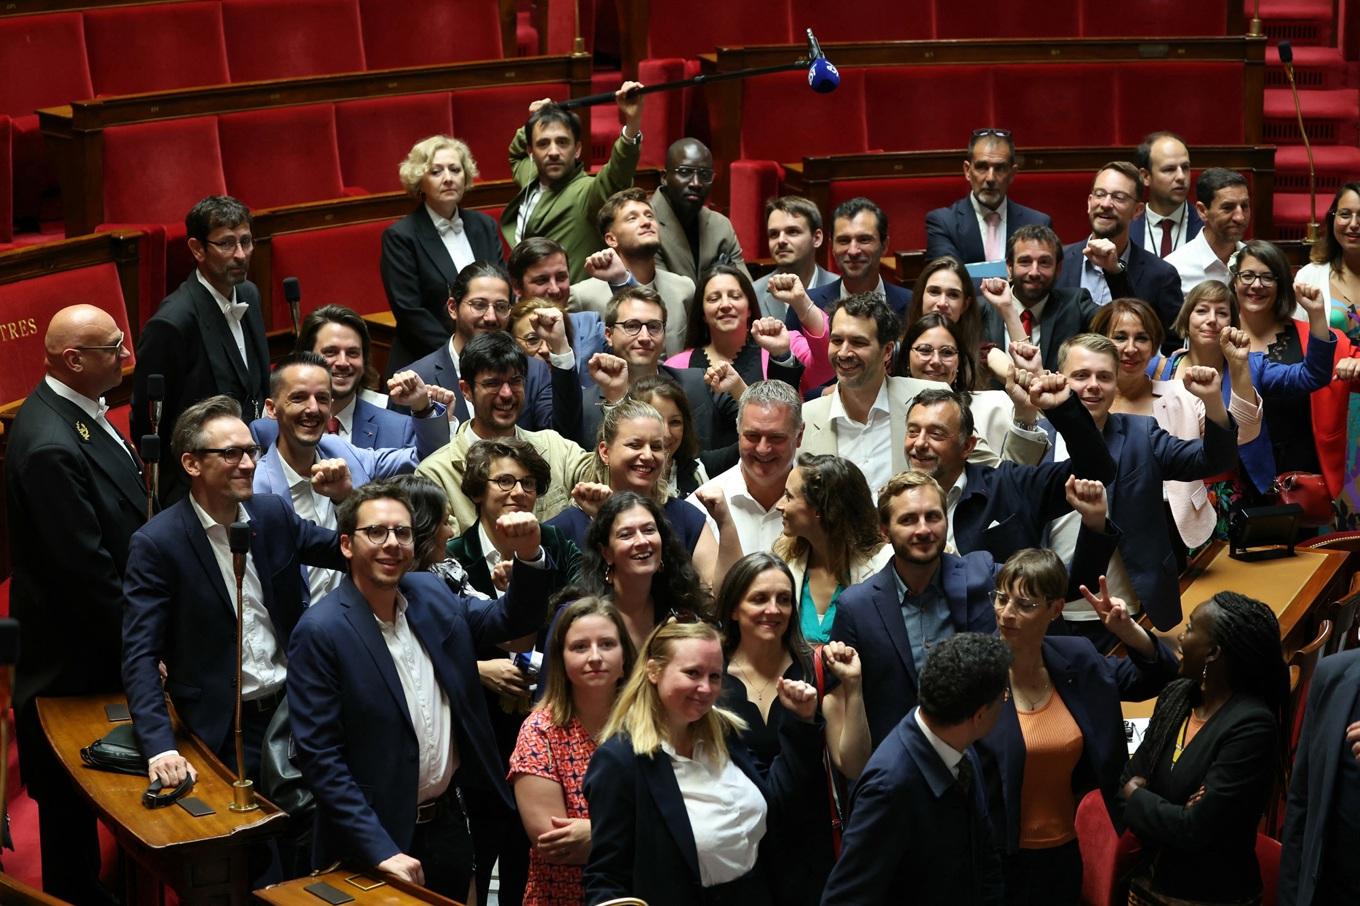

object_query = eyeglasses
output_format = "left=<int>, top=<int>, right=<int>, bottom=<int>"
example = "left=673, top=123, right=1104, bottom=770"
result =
left=194, top=444, right=263, bottom=464
left=355, top=524, right=414, bottom=545
left=1090, top=188, right=1136, bottom=205
left=75, top=332, right=127, bottom=353
left=911, top=343, right=959, bottom=360
left=670, top=166, right=715, bottom=184
left=490, top=474, right=539, bottom=493
left=1233, top=270, right=1277, bottom=287
left=989, top=590, right=1046, bottom=614
left=461, top=299, right=512, bottom=316
left=614, top=319, right=665, bottom=338
left=972, top=128, right=1013, bottom=139
left=204, top=236, right=254, bottom=253
left=476, top=376, right=525, bottom=392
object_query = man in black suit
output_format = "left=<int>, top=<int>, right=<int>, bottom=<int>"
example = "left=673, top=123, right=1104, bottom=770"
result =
left=1281, top=647, right=1360, bottom=906
left=1054, top=161, right=1184, bottom=349
left=7, top=304, right=148, bottom=904
left=821, top=632, right=1009, bottom=905
left=1130, top=131, right=1202, bottom=258
left=790, top=197, right=911, bottom=329
left=925, top=128, right=1052, bottom=264
left=978, top=224, right=1101, bottom=373
left=132, top=195, right=270, bottom=505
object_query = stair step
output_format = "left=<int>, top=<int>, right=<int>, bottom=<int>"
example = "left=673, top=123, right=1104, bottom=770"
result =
left=1253, top=0, right=1335, bottom=44
left=1263, top=88, right=1360, bottom=144
left=1273, top=145, right=1360, bottom=194
left=1264, top=45, right=1347, bottom=89
left=1273, top=192, right=1330, bottom=240
left=1254, top=0, right=1332, bottom=19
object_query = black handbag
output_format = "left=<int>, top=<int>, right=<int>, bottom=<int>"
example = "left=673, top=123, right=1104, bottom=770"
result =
left=260, top=697, right=314, bottom=816
left=80, top=723, right=194, bottom=808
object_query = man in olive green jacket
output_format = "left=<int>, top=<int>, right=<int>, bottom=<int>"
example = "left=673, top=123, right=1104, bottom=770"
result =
left=500, top=82, right=645, bottom=282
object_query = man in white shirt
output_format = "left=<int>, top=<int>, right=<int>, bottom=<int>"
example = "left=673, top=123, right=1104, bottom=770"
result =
left=752, top=196, right=835, bottom=320
left=689, top=380, right=804, bottom=555
left=1131, top=131, right=1201, bottom=257
left=1165, top=168, right=1251, bottom=297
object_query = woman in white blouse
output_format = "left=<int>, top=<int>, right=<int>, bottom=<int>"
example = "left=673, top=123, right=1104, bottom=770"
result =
left=582, top=618, right=824, bottom=906
left=381, top=134, right=508, bottom=371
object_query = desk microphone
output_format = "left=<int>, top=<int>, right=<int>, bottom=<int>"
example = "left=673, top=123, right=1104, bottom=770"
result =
left=227, top=520, right=256, bottom=811
left=229, top=521, right=250, bottom=583
left=1277, top=42, right=1320, bottom=242
left=146, top=373, right=164, bottom=436
left=140, top=434, right=160, bottom=519
left=282, top=277, right=302, bottom=338
left=805, top=28, right=840, bottom=94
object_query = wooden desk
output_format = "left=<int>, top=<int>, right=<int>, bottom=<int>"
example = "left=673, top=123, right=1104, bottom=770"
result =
left=1122, top=542, right=1352, bottom=719
left=37, top=694, right=287, bottom=905
left=361, top=313, right=398, bottom=378
left=255, top=870, right=461, bottom=906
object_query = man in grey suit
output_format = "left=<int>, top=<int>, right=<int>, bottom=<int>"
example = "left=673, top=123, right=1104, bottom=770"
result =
left=752, top=195, right=835, bottom=321
left=651, top=138, right=748, bottom=285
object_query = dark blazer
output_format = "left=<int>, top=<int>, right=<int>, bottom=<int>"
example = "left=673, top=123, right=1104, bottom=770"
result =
left=1280, top=649, right=1360, bottom=906
left=131, top=273, right=270, bottom=504
left=405, top=341, right=582, bottom=440
left=1129, top=206, right=1204, bottom=255
left=1055, top=240, right=1184, bottom=351
left=831, top=554, right=999, bottom=749
left=583, top=718, right=826, bottom=906
left=121, top=494, right=344, bottom=760
left=252, top=395, right=417, bottom=451
left=447, top=521, right=581, bottom=600
left=287, top=566, right=551, bottom=868
left=380, top=205, right=506, bottom=373
left=821, top=710, right=1004, bottom=905
left=976, top=635, right=1178, bottom=854
left=791, top=277, right=911, bottom=331
left=6, top=380, right=148, bottom=792
left=925, top=196, right=1053, bottom=264
left=978, top=287, right=1101, bottom=373
left=1123, top=692, right=1279, bottom=903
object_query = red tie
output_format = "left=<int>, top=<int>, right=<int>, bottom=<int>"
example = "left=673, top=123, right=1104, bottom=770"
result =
left=1159, top=219, right=1174, bottom=258
left=1020, top=309, right=1035, bottom=339
left=326, top=417, right=341, bottom=434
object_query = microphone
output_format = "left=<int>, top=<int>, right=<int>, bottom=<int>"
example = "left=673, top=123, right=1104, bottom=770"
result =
left=282, top=277, right=302, bottom=338
left=1276, top=42, right=1321, bottom=243
left=147, top=373, right=164, bottom=436
left=140, top=434, right=160, bottom=519
left=229, top=521, right=250, bottom=583
left=805, top=28, right=839, bottom=94
left=806, top=27, right=825, bottom=61
left=226, top=519, right=257, bottom=812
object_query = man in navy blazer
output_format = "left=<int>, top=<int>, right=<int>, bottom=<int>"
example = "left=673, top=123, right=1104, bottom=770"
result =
left=404, top=260, right=581, bottom=439
left=1129, top=132, right=1202, bottom=257
left=822, top=632, right=1009, bottom=905
left=925, top=129, right=1052, bottom=264
left=786, top=197, right=911, bottom=329
left=1281, top=648, right=1360, bottom=905
left=287, top=481, right=553, bottom=902
left=1054, top=162, right=1184, bottom=350
left=122, top=395, right=346, bottom=789
left=507, top=236, right=610, bottom=387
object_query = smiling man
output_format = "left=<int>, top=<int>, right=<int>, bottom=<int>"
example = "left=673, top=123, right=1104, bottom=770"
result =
left=797, top=198, right=911, bottom=328
left=752, top=196, right=835, bottom=320
left=1165, top=168, right=1252, bottom=297
left=650, top=138, right=748, bottom=285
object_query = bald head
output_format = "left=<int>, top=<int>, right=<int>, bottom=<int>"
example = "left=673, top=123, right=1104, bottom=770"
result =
left=45, top=304, right=128, bottom=397
left=662, top=138, right=716, bottom=219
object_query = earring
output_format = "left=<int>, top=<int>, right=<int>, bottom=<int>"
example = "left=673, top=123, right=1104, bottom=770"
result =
left=603, top=563, right=614, bottom=583
left=1200, top=662, right=1209, bottom=689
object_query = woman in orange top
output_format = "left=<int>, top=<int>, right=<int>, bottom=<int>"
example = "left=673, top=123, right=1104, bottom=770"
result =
left=976, top=540, right=1177, bottom=906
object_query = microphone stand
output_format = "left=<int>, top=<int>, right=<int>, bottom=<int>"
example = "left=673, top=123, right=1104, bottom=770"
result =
left=140, top=435, right=160, bottom=521
left=557, top=56, right=813, bottom=109
left=229, top=523, right=257, bottom=812
left=1280, top=46, right=1322, bottom=243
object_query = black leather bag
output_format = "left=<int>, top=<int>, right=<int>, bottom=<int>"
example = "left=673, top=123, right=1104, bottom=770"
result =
left=260, top=698, right=314, bottom=816
left=80, top=723, right=147, bottom=776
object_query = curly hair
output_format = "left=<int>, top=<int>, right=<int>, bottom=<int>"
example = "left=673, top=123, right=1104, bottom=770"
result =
left=773, top=453, right=884, bottom=584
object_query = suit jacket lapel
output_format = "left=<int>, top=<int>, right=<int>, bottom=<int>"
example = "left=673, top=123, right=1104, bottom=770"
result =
left=428, top=345, right=469, bottom=421
left=353, top=399, right=379, bottom=446
left=177, top=499, right=236, bottom=618
left=36, top=383, right=147, bottom=511
left=457, top=526, right=495, bottom=596
left=956, top=200, right=984, bottom=263
left=412, top=207, right=459, bottom=293
left=869, top=565, right=919, bottom=686
left=340, top=580, right=416, bottom=734
left=638, top=751, right=703, bottom=882
left=189, top=279, right=252, bottom=392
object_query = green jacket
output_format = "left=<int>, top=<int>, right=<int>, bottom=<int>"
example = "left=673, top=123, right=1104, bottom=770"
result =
left=446, top=521, right=582, bottom=601
left=499, top=127, right=642, bottom=282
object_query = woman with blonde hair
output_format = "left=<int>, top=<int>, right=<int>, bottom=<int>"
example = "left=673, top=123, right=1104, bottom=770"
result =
left=583, top=619, right=824, bottom=906
left=381, top=134, right=506, bottom=370
left=508, top=598, right=636, bottom=906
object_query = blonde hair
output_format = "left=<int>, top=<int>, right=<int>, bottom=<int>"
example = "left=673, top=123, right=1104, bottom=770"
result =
left=398, top=135, right=480, bottom=197
left=1056, top=332, right=1118, bottom=371
left=588, top=398, right=671, bottom=502
left=601, top=620, right=746, bottom=761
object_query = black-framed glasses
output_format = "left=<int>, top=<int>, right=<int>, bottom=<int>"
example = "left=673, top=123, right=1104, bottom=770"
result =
left=614, top=319, right=665, bottom=338
left=911, top=343, right=959, bottom=360
left=490, top=474, right=539, bottom=494
left=204, top=236, right=254, bottom=253
left=461, top=299, right=512, bottom=316
left=355, top=524, right=414, bottom=545
left=972, top=128, right=1012, bottom=140
left=1232, top=270, right=1277, bottom=287
left=989, top=590, right=1045, bottom=614
left=75, top=332, right=127, bottom=353
left=670, top=166, right=715, bottom=184
left=194, top=444, right=263, bottom=465
left=1090, top=188, right=1136, bottom=205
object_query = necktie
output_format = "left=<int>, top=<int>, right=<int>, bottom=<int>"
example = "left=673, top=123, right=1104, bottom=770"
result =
left=956, top=754, right=975, bottom=798
left=983, top=211, right=1002, bottom=261
left=1020, top=308, right=1035, bottom=339
left=1159, top=219, right=1174, bottom=258
left=326, top=417, right=341, bottom=434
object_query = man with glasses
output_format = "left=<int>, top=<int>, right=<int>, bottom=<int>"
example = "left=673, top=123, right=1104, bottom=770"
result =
left=650, top=138, right=748, bottom=285
left=287, top=479, right=553, bottom=901
left=572, top=187, right=695, bottom=354
left=8, top=305, right=147, bottom=903
left=926, top=128, right=1052, bottom=264
left=133, top=195, right=270, bottom=505
left=406, top=260, right=582, bottom=439
left=1055, top=162, right=1183, bottom=341
left=122, top=395, right=347, bottom=794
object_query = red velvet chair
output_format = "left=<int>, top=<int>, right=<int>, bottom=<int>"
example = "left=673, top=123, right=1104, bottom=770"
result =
left=936, top=0, right=1079, bottom=37
left=1083, top=0, right=1229, bottom=36
left=219, top=105, right=348, bottom=209
left=791, top=0, right=931, bottom=41
left=0, top=116, right=12, bottom=244
left=83, top=2, right=230, bottom=96
left=643, top=0, right=791, bottom=61
left=637, top=58, right=688, bottom=170
left=450, top=83, right=569, bottom=181
left=1256, top=833, right=1281, bottom=906
left=1117, top=63, right=1246, bottom=146
left=335, top=93, right=454, bottom=194
left=268, top=219, right=396, bottom=328
left=740, top=69, right=867, bottom=161
left=359, top=0, right=502, bottom=69
left=992, top=64, right=1120, bottom=148
left=1075, top=788, right=1142, bottom=906
left=828, top=176, right=961, bottom=252
left=865, top=66, right=996, bottom=152
left=1007, top=172, right=1099, bottom=242
left=221, top=0, right=366, bottom=82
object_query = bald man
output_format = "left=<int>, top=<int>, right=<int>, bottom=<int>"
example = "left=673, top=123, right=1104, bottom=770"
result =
left=651, top=137, right=749, bottom=284
left=6, top=304, right=147, bottom=903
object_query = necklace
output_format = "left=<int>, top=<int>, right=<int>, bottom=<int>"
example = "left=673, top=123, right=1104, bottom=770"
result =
left=1010, top=667, right=1051, bottom=712
left=732, top=661, right=779, bottom=704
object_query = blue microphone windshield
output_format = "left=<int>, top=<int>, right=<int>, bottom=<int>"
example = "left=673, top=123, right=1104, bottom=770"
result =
left=809, top=57, right=840, bottom=94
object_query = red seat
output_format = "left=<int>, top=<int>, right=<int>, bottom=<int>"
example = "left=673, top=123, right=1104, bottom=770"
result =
left=1083, top=0, right=1229, bottom=36
left=992, top=64, right=1119, bottom=147
left=936, top=0, right=1079, bottom=37
left=791, top=0, right=931, bottom=41
left=359, top=0, right=502, bottom=69
left=866, top=67, right=995, bottom=152
left=1257, top=833, right=1281, bottom=906
left=83, top=2, right=229, bottom=96
left=644, top=0, right=791, bottom=59
left=0, top=116, right=12, bottom=243
left=450, top=84, right=570, bottom=182
left=828, top=176, right=961, bottom=252
left=336, top=94, right=454, bottom=194
left=1008, top=172, right=1101, bottom=243
left=637, top=58, right=688, bottom=169
left=221, top=0, right=366, bottom=82
left=1075, top=788, right=1142, bottom=906
left=1117, top=63, right=1245, bottom=146
left=740, top=69, right=867, bottom=161
left=219, top=105, right=347, bottom=209
left=102, top=116, right=228, bottom=227
left=269, top=220, right=395, bottom=327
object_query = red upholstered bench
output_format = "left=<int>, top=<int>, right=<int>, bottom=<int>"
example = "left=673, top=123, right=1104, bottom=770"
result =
left=83, top=2, right=230, bottom=97
left=1116, top=62, right=1246, bottom=145
left=221, top=0, right=367, bottom=82
left=450, top=83, right=571, bottom=182
left=336, top=94, right=456, bottom=195
left=936, top=0, right=1080, bottom=38
left=865, top=67, right=996, bottom=153
left=359, top=0, right=503, bottom=69
left=219, top=105, right=352, bottom=210
left=269, top=219, right=396, bottom=328
left=1083, top=0, right=1230, bottom=36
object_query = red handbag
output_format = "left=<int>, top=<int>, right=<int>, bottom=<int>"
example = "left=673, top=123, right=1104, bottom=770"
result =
left=1273, top=472, right=1334, bottom=526
left=810, top=645, right=845, bottom=858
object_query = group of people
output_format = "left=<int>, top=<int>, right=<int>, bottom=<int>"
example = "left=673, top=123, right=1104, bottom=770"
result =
left=7, top=80, right=1360, bottom=906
